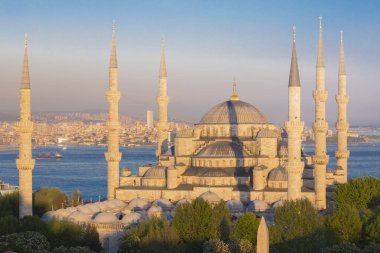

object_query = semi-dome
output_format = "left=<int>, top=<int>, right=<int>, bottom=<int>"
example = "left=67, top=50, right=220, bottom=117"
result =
left=247, top=200, right=269, bottom=212
left=93, top=212, right=119, bottom=223
left=199, top=191, right=221, bottom=203
left=143, top=166, right=166, bottom=179
left=268, top=167, right=288, bottom=181
left=197, top=141, right=248, bottom=158
left=199, top=100, right=268, bottom=125
left=226, top=200, right=245, bottom=213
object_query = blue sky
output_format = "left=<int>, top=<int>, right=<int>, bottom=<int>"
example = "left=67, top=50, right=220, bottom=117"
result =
left=0, top=0, right=379, bottom=126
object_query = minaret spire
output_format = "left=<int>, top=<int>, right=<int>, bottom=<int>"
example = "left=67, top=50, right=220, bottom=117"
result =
left=313, top=17, right=329, bottom=210
left=17, top=33, right=35, bottom=217
left=285, top=26, right=305, bottom=201
left=105, top=21, right=122, bottom=199
left=289, top=26, right=300, bottom=87
left=156, top=36, right=170, bottom=158
left=335, top=30, right=349, bottom=183
left=230, top=77, right=240, bottom=101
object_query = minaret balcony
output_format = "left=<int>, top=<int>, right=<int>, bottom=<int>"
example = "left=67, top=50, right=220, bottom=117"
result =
left=106, top=121, right=121, bottom=130
left=156, top=95, right=169, bottom=104
left=335, top=150, right=350, bottom=159
left=16, top=121, right=33, bottom=132
left=285, top=121, right=304, bottom=133
left=286, top=161, right=304, bottom=173
left=313, top=90, right=328, bottom=102
left=312, top=155, right=329, bottom=165
left=313, top=121, right=328, bottom=132
left=105, top=151, right=122, bottom=162
left=16, top=159, right=35, bottom=170
left=335, top=95, right=348, bottom=104
left=335, top=121, right=349, bottom=131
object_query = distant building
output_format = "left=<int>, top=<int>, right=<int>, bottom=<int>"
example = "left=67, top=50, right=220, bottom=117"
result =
left=146, top=110, right=153, bottom=128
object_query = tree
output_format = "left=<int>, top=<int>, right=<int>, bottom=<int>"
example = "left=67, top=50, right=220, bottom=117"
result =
left=364, top=214, right=380, bottom=243
left=228, top=239, right=254, bottom=253
left=327, top=204, right=362, bottom=243
left=81, top=224, right=103, bottom=252
left=20, top=215, right=48, bottom=235
left=0, top=215, right=20, bottom=236
left=334, top=177, right=380, bottom=210
left=270, top=199, right=325, bottom=253
left=33, top=187, right=68, bottom=217
left=0, top=231, right=50, bottom=253
left=233, top=213, right=260, bottom=244
left=0, top=192, right=19, bottom=217
left=363, top=242, right=380, bottom=253
left=51, top=246, right=97, bottom=253
left=47, top=219, right=83, bottom=248
left=321, top=242, right=362, bottom=253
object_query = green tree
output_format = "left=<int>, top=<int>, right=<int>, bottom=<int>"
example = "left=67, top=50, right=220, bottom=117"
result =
left=51, top=246, right=97, bottom=253
left=233, top=213, right=260, bottom=243
left=327, top=204, right=362, bottom=243
left=33, top=187, right=68, bottom=217
left=0, top=192, right=19, bottom=217
left=0, top=231, right=50, bottom=253
left=47, top=219, right=83, bottom=248
left=0, top=215, right=20, bottom=236
left=364, top=214, right=380, bottom=243
left=81, top=224, right=103, bottom=252
left=334, top=177, right=380, bottom=210
left=270, top=199, right=325, bottom=253
left=363, top=242, right=380, bottom=253
left=20, top=215, right=48, bottom=235
left=203, top=238, right=231, bottom=253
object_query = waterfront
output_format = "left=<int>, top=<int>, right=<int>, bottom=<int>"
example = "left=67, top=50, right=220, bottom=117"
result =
left=1, top=143, right=379, bottom=200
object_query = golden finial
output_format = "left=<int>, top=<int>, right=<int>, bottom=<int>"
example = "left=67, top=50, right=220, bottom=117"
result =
left=292, top=25, right=296, bottom=43
left=230, top=77, right=240, bottom=101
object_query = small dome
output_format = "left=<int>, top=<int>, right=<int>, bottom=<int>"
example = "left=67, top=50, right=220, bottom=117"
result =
left=268, top=167, right=287, bottom=181
left=111, top=199, right=127, bottom=208
left=272, top=199, right=285, bottom=208
left=152, top=199, right=173, bottom=211
left=147, top=205, right=163, bottom=218
left=247, top=200, right=269, bottom=212
left=127, top=198, right=150, bottom=211
left=93, top=212, right=119, bottom=223
left=257, top=128, right=277, bottom=138
left=104, top=200, right=118, bottom=209
left=175, top=198, right=192, bottom=207
left=77, top=205, right=94, bottom=215
left=199, top=191, right=221, bottom=203
left=143, top=166, right=166, bottom=179
left=226, top=200, right=245, bottom=213
left=55, top=208, right=76, bottom=218
left=68, top=211, right=91, bottom=223
left=86, top=203, right=101, bottom=213
left=121, top=208, right=131, bottom=215
left=197, top=141, right=248, bottom=158
left=96, top=201, right=111, bottom=211
left=41, top=211, right=55, bottom=222
left=199, top=100, right=268, bottom=125
left=121, top=212, right=144, bottom=226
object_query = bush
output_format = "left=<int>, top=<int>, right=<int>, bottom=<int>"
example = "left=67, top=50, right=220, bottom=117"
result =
left=203, top=238, right=230, bottom=253
left=364, top=214, right=380, bottom=243
left=327, top=204, right=362, bottom=243
left=20, top=215, right=48, bottom=235
left=33, top=187, right=68, bottom=217
left=321, top=242, right=362, bottom=253
left=233, top=213, right=260, bottom=243
left=228, top=239, right=254, bottom=253
left=51, top=245, right=96, bottom=253
left=0, top=192, right=19, bottom=217
left=0, top=231, right=50, bottom=253
left=334, top=177, right=380, bottom=210
left=81, top=224, right=103, bottom=252
left=363, top=242, right=380, bottom=253
left=47, top=219, right=83, bottom=248
left=0, top=215, right=20, bottom=236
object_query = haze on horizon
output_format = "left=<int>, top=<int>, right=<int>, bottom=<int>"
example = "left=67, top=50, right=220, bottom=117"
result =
left=0, top=0, right=379, bottom=126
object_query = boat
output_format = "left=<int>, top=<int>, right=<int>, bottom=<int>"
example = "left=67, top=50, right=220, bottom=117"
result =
left=36, top=152, right=63, bottom=160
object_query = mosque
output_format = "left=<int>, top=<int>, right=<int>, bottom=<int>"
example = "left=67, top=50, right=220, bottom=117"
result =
left=15, top=18, right=349, bottom=253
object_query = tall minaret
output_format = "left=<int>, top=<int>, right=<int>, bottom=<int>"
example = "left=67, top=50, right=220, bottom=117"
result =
left=312, top=17, right=329, bottom=210
left=285, top=27, right=304, bottom=201
left=105, top=21, right=122, bottom=199
left=335, top=31, right=349, bottom=183
left=156, top=38, right=170, bottom=158
left=16, top=34, right=36, bottom=218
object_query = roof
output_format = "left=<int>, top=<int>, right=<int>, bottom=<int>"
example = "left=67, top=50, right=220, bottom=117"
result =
left=182, top=167, right=250, bottom=177
left=197, top=141, right=248, bottom=158
left=268, top=167, right=288, bottom=181
left=257, top=128, right=278, bottom=138
left=198, top=100, right=268, bottom=125
left=247, top=200, right=269, bottom=212
left=127, top=198, right=150, bottom=211
left=143, top=166, right=166, bottom=179
left=226, top=200, right=245, bottom=213
left=93, top=212, right=119, bottom=223
left=199, top=191, right=221, bottom=203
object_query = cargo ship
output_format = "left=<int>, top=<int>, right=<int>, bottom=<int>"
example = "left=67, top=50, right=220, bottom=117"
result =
left=36, top=152, right=63, bottom=160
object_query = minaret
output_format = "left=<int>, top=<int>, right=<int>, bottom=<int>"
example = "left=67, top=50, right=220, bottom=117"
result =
left=312, top=17, right=329, bottom=210
left=105, top=21, right=122, bottom=199
left=16, top=34, right=36, bottom=218
left=156, top=38, right=170, bottom=158
left=335, top=31, right=349, bottom=183
left=285, top=27, right=305, bottom=201
left=256, top=217, right=269, bottom=253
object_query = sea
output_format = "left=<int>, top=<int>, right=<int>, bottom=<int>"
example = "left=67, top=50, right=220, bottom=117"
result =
left=0, top=143, right=379, bottom=200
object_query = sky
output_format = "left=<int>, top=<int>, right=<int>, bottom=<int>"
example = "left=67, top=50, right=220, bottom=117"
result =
left=0, top=0, right=379, bottom=126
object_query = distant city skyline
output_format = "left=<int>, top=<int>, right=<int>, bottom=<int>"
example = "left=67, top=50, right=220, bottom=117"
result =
left=0, top=0, right=379, bottom=126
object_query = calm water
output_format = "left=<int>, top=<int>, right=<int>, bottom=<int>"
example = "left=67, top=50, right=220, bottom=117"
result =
left=0, top=143, right=379, bottom=200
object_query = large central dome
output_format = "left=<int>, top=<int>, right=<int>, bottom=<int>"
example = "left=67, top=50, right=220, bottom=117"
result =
left=199, top=100, right=268, bottom=125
